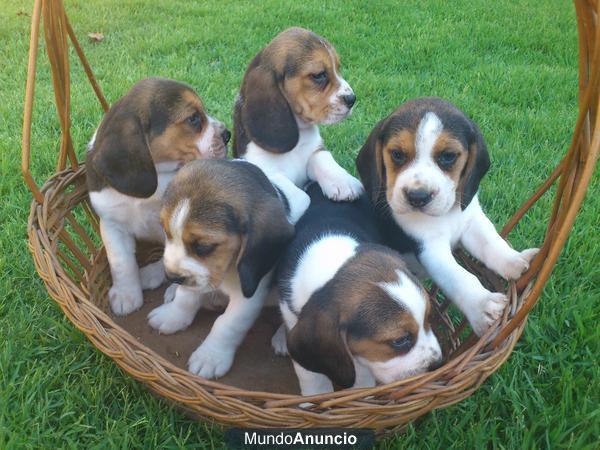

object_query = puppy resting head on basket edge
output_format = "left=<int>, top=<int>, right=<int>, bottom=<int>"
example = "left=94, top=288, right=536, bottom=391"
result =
left=86, top=77, right=231, bottom=317
left=277, top=183, right=443, bottom=396
left=147, top=159, right=310, bottom=378
left=356, top=97, right=539, bottom=336
left=233, top=27, right=363, bottom=201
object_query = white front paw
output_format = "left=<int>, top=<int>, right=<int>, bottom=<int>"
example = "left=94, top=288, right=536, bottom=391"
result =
left=319, top=171, right=364, bottom=202
left=163, top=283, right=178, bottom=303
left=109, top=284, right=143, bottom=316
left=498, top=248, right=539, bottom=280
left=271, top=325, right=288, bottom=356
left=188, top=342, right=234, bottom=378
left=147, top=302, right=194, bottom=334
left=139, top=260, right=165, bottom=290
left=468, top=291, right=508, bottom=336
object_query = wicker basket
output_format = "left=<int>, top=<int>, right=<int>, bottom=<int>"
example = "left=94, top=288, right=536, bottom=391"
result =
left=22, top=0, right=599, bottom=435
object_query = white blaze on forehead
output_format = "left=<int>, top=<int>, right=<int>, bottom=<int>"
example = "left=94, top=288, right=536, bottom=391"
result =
left=415, top=112, right=444, bottom=159
left=378, top=270, right=427, bottom=325
left=169, top=198, right=190, bottom=242
left=196, top=116, right=216, bottom=154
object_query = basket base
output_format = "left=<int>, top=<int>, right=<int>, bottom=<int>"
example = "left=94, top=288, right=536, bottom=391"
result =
left=112, top=286, right=300, bottom=394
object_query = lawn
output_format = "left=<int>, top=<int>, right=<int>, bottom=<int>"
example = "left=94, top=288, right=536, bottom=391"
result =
left=1, top=0, right=598, bottom=448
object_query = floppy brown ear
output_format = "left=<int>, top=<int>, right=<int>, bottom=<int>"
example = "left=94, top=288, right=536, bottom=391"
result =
left=459, top=120, right=490, bottom=209
left=91, top=114, right=157, bottom=198
left=356, top=119, right=386, bottom=205
left=236, top=195, right=294, bottom=298
left=240, top=60, right=299, bottom=153
left=287, top=288, right=356, bottom=389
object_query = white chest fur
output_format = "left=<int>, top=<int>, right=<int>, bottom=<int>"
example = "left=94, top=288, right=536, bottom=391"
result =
left=89, top=164, right=179, bottom=242
left=243, top=124, right=322, bottom=187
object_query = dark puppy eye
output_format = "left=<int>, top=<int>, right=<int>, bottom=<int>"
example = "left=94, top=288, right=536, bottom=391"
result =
left=390, top=149, right=407, bottom=165
left=187, top=111, right=202, bottom=129
left=437, top=150, right=458, bottom=170
left=192, top=242, right=216, bottom=257
left=390, top=334, right=414, bottom=353
left=311, top=71, right=328, bottom=85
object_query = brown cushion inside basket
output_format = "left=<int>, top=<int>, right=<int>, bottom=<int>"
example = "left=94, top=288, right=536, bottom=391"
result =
left=112, top=285, right=301, bottom=394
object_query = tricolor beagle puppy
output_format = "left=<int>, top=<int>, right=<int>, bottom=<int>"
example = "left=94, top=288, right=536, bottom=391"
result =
left=277, top=183, right=442, bottom=396
left=356, top=98, right=539, bottom=336
left=147, top=159, right=309, bottom=378
left=86, top=77, right=230, bottom=316
left=233, top=27, right=363, bottom=201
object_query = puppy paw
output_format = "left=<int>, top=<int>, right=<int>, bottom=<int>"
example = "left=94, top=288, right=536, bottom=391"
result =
left=163, top=283, right=178, bottom=303
left=139, top=260, right=165, bottom=290
left=498, top=248, right=539, bottom=280
left=109, top=285, right=143, bottom=316
left=147, top=302, right=194, bottom=334
left=468, top=292, right=508, bottom=336
left=319, top=171, right=364, bottom=202
left=188, top=342, right=234, bottom=378
left=271, top=325, right=288, bottom=356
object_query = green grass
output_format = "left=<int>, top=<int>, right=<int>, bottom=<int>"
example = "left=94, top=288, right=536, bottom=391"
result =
left=1, top=0, right=598, bottom=448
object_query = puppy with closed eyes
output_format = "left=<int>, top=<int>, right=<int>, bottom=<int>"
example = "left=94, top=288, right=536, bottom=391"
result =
left=87, top=77, right=230, bottom=316
left=147, top=159, right=309, bottom=378
left=233, top=27, right=363, bottom=201
left=277, top=183, right=442, bottom=396
left=356, top=97, right=538, bottom=336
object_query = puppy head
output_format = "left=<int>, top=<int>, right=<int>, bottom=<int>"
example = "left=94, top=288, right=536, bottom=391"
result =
left=287, top=247, right=442, bottom=388
left=239, top=27, right=355, bottom=153
left=160, top=160, right=294, bottom=298
left=88, top=77, right=230, bottom=197
left=356, top=98, right=490, bottom=217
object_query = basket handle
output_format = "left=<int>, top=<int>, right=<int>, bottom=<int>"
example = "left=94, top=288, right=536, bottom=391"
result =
left=21, top=0, right=109, bottom=204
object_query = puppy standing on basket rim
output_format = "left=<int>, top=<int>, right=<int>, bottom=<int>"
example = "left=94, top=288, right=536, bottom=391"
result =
left=356, top=98, right=539, bottom=336
left=147, top=159, right=309, bottom=378
left=86, top=77, right=230, bottom=316
left=277, top=183, right=442, bottom=396
left=233, top=27, right=364, bottom=201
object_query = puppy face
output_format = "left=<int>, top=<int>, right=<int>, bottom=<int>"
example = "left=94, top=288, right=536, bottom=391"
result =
left=356, top=98, right=490, bottom=216
left=287, top=247, right=442, bottom=388
left=161, top=160, right=294, bottom=298
left=236, top=27, right=355, bottom=154
left=87, top=77, right=230, bottom=198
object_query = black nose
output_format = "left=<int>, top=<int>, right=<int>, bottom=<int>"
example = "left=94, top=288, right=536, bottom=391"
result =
left=428, top=357, right=444, bottom=371
left=342, top=94, right=356, bottom=108
left=165, top=272, right=186, bottom=285
left=405, top=189, right=433, bottom=208
left=221, top=129, right=231, bottom=145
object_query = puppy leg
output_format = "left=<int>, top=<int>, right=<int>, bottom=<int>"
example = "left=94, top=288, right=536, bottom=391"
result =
left=461, top=203, right=539, bottom=280
left=188, top=276, right=270, bottom=378
left=271, top=323, right=288, bottom=356
left=419, top=241, right=508, bottom=336
left=307, top=150, right=363, bottom=201
left=139, top=258, right=166, bottom=290
left=148, top=286, right=203, bottom=334
left=293, top=361, right=334, bottom=397
left=100, top=220, right=143, bottom=316
left=268, top=173, right=311, bottom=224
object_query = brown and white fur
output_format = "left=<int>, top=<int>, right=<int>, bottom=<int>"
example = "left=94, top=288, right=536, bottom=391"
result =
left=356, top=98, right=538, bottom=336
left=276, top=183, right=442, bottom=396
left=233, top=27, right=363, bottom=201
left=86, top=78, right=230, bottom=316
left=147, top=159, right=309, bottom=378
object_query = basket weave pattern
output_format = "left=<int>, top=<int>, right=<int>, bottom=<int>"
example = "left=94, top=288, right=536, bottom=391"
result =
left=22, top=0, right=599, bottom=433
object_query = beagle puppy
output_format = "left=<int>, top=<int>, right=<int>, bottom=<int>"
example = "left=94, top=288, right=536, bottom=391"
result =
left=277, top=183, right=442, bottom=396
left=147, top=159, right=309, bottom=378
left=233, top=27, right=363, bottom=201
left=86, top=77, right=230, bottom=316
left=356, top=98, right=539, bottom=336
